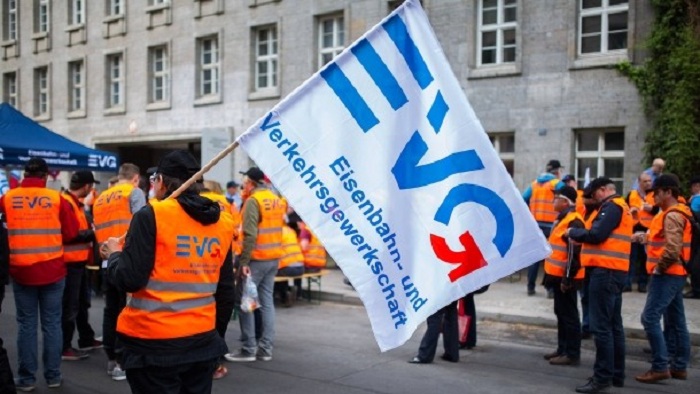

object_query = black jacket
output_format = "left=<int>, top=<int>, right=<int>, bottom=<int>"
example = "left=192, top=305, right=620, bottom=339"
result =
left=107, top=192, right=235, bottom=368
left=568, top=195, right=623, bottom=245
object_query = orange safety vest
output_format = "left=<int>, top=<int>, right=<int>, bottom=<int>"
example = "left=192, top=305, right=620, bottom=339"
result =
left=303, top=230, right=326, bottom=268
left=545, top=210, right=585, bottom=279
left=279, top=226, right=304, bottom=269
left=93, top=183, right=134, bottom=244
left=63, top=192, right=91, bottom=263
left=243, top=189, right=285, bottom=260
left=646, top=204, right=692, bottom=276
left=529, top=179, right=559, bottom=223
left=575, top=190, right=586, bottom=218
left=580, top=197, right=633, bottom=271
left=628, top=189, right=655, bottom=228
left=3, top=187, right=63, bottom=267
left=230, top=203, right=242, bottom=256
left=200, top=191, right=232, bottom=213
left=117, top=199, right=234, bottom=340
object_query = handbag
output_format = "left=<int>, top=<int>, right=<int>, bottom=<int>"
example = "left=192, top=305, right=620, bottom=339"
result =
left=457, top=299, right=472, bottom=344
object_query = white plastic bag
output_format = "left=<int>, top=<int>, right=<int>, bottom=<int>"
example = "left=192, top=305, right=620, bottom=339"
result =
left=240, top=276, right=259, bottom=313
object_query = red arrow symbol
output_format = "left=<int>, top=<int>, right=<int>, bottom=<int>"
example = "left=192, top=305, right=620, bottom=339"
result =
left=430, top=231, right=488, bottom=282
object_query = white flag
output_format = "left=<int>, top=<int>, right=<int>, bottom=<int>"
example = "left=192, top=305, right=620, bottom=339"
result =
left=237, top=0, right=550, bottom=351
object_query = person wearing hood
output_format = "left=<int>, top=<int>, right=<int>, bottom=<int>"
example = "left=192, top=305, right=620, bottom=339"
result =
left=522, top=160, right=565, bottom=296
left=103, top=150, right=235, bottom=394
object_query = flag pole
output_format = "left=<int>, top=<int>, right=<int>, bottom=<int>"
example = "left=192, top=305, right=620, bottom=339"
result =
left=115, top=140, right=240, bottom=244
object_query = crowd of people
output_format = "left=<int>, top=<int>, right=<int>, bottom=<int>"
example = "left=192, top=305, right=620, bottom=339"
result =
left=523, top=158, right=698, bottom=393
left=0, top=152, right=327, bottom=393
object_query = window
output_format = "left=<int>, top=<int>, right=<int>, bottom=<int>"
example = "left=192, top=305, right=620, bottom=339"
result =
left=2, top=72, right=17, bottom=107
left=197, top=36, right=219, bottom=97
left=35, top=0, right=50, bottom=33
left=318, top=14, right=344, bottom=68
left=575, top=128, right=625, bottom=191
left=489, top=132, right=515, bottom=177
left=477, top=0, right=517, bottom=66
left=107, top=0, right=122, bottom=16
left=3, top=0, right=18, bottom=40
left=106, top=53, right=124, bottom=108
left=149, top=0, right=169, bottom=5
left=149, top=45, right=169, bottom=103
left=68, top=60, right=84, bottom=112
left=69, top=0, right=84, bottom=25
left=579, top=0, right=628, bottom=55
left=34, top=67, right=50, bottom=117
left=255, top=26, right=278, bottom=90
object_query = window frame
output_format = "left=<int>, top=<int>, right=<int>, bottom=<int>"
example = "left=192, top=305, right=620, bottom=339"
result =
left=34, top=66, right=50, bottom=118
left=488, top=132, right=515, bottom=177
left=68, top=59, right=85, bottom=113
left=69, top=0, right=85, bottom=26
left=36, top=0, right=50, bottom=33
left=578, top=0, right=629, bottom=57
left=254, top=25, right=278, bottom=91
left=5, top=0, right=18, bottom=41
left=107, top=0, right=123, bottom=16
left=476, top=0, right=518, bottom=67
left=2, top=71, right=18, bottom=107
left=148, top=44, right=170, bottom=105
left=317, top=13, right=345, bottom=69
left=574, top=128, right=626, bottom=190
left=105, top=52, right=125, bottom=110
left=197, top=35, right=220, bottom=98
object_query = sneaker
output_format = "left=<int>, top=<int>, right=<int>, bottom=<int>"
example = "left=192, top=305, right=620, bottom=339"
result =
left=256, top=348, right=273, bottom=361
left=111, top=365, right=127, bottom=381
left=212, top=365, right=228, bottom=380
left=107, top=360, right=117, bottom=375
left=14, top=379, right=36, bottom=392
left=527, top=289, right=535, bottom=296
left=47, top=377, right=62, bottom=388
left=224, top=350, right=256, bottom=362
left=62, top=348, right=89, bottom=361
left=78, top=339, right=104, bottom=351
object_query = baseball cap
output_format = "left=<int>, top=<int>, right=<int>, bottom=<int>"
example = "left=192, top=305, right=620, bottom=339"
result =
left=586, top=177, right=614, bottom=194
left=689, top=175, right=700, bottom=186
left=70, top=171, right=100, bottom=186
left=25, top=158, right=49, bottom=175
left=562, top=174, right=576, bottom=183
left=239, top=167, right=265, bottom=183
left=555, top=186, right=578, bottom=203
left=546, top=160, right=563, bottom=172
left=652, top=174, right=680, bottom=191
left=153, top=150, right=201, bottom=182
left=226, top=180, right=239, bottom=188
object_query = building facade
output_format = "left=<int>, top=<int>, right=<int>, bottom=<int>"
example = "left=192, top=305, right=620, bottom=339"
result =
left=0, top=0, right=651, bottom=191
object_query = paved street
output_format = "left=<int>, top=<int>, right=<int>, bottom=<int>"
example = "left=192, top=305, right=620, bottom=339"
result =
left=0, top=286, right=697, bottom=393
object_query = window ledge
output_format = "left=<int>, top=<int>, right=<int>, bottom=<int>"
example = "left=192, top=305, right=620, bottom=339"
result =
left=32, top=31, right=49, bottom=40
left=103, top=107, right=126, bottom=116
left=103, top=14, right=125, bottom=24
left=468, top=63, right=521, bottom=80
left=146, top=101, right=171, bottom=111
left=1, top=39, right=17, bottom=48
left=146, top=3, right=170, bottom=13
left=65, top=23, right=85, bottom=33
left=34, top=114, right=51, bottom=122
left=248, top=88, right=280, bottom=101
left=67, top=110, right=86, bottom=119
left=570, top=52, right=629, bottom=70
left=194, top=94, right=222, bottom=107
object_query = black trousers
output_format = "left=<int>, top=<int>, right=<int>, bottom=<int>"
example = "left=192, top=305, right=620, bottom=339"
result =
left=416, top=300, right=459, bottom=362
left=553, top=284, right=582, bottom=359
left=76, top=267, right=96, bottom=348
left=0, top=288, right=16, bottom=393
left=126, top=358, right=218, bottom=394
left=103, top=276, right=127, bottom=360
left=62, top=263, right=85, bottom=350
left=461, top=293, right=477, bottom=348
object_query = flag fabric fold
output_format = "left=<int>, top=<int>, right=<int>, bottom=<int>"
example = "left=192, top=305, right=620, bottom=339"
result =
left=237, top=0, right=550, bottom=351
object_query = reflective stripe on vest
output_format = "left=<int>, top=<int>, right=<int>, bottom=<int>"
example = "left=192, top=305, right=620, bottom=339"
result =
left=645, top=205, right=692, bottom=276
left=117, top=199, right=234, bottom=340
left=93, top=183, right=134, bottom=243
left=63, top=192, right=91, bottom=263
left=304, top=230, right=326, bottom=268
left=545, top=210, right=585, bottom=279
left=3, top=187, right=63, bottom=267
left=580, top=197, right=633, bottom=271
left=245, top=189, right=285, bottom=261
left=529, top=179, right=559, bottom=223
left=279, top=226, right=304, bottom=269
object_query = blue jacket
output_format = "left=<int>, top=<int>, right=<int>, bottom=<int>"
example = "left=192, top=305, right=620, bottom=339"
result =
left=522, top=173, right=564, bottom=205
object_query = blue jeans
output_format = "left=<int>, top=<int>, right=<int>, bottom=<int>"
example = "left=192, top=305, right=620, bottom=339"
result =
left=239, top=260, right=278, bottom=354
left=13, top=279, right=65, bottom=386
left=588, top=267, right=626, bottom=385
left=626, top=243, right=648, bottom=288
left=641, top=274, right=689, bottom=372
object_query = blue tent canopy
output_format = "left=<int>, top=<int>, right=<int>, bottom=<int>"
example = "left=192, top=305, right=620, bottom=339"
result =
left=0, top=103, right=118, bottom=171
